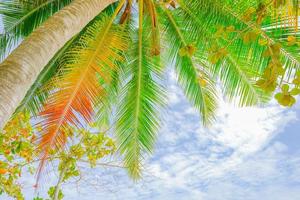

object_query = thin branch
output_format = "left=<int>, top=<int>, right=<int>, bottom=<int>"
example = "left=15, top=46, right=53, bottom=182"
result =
left=78, top=159, right=125, bottom=168
left=53, top=163, right=67, bottom=200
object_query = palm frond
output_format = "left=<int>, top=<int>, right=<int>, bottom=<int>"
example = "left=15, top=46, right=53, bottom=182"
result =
left=170, top=0, right=281, bottom=105
left=144, top=0, right=160, bottom=55
left=14, top=34, right=78, bottom=115
left=13, top=2, right=121, bottom=116
left=220, top=1, right=300, bottom=82
left=0, top=0, right=73, bottom=59
left=270, top=0, right=299, bottom=32
left=94, top=48, right=125, bottom=130
left=36, top=6, right=128, bottom=179
left=116, top=2, right=165, bottom=179
left=158, top=4, right=218, bottom=125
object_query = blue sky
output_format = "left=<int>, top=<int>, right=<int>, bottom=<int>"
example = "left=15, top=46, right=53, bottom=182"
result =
left=1, top=15, right=300, bottom=200
left=14, top=70, right=300, bottom=200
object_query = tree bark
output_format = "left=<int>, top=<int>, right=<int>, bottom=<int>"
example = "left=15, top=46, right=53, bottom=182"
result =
left=0, top=0, right=115, bottom=129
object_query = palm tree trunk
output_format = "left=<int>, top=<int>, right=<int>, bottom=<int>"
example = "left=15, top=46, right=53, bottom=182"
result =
left=0, top=0, right=115, bottom=129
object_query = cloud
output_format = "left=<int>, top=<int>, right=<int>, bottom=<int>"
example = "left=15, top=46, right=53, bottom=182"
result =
left=201, top=142, right=300, bottom=200
left=15, top=70, right=300, bottom=200
left=59, top=78, right=299, bottom=200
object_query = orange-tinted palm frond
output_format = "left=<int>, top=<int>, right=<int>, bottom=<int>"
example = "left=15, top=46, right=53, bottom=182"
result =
left=36, top=11, right=128, bottom=181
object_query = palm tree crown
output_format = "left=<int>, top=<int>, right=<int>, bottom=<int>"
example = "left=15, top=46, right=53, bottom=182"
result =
left=0, top=0, right=299, bottom=179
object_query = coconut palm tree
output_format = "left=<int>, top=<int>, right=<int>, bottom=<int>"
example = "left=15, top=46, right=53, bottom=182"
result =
left=0, top=0, right=299, bottom=179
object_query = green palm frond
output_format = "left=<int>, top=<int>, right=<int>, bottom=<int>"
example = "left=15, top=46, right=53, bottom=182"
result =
left=116, top=2, right=165, bottom=178
left=158, top=4, right=218, bottom=125
left=94, top=43, right=127, bottom=133
left=174, top=0, right=294, bottom=105
left=220, top=1, right=300, bottom=78
left=0, top=0, right=73, bottom=59
left=94, top=66, right=122, bottom=130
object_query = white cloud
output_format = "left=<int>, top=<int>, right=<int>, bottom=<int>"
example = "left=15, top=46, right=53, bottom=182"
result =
left=59, top=77, right=299, bottom=200
left=12, top=70, right=300, bottom=200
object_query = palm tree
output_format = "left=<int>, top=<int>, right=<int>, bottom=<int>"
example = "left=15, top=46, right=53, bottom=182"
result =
left=0, top=0, right=299, bottom=179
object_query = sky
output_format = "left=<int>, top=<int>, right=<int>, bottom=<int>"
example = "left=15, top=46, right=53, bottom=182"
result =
left=1, top=15, right=300, bottom=200
left=11, top=70, right=300, bottom=200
